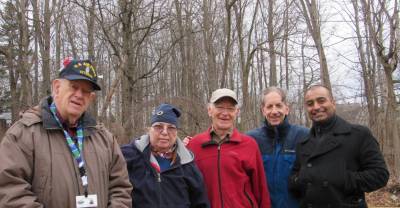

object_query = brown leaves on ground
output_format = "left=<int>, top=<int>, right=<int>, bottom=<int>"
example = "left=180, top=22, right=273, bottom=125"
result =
left=366, top=178, right=400, bottom=207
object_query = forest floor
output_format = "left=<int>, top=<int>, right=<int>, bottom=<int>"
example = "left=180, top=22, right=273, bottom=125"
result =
left=366, top=178, right=400, bottom=207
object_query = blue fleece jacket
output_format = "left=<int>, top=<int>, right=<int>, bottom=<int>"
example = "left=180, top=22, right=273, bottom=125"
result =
left=247, top=118, right=308, bottom=208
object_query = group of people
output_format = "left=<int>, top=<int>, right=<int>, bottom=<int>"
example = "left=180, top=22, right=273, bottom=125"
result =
left=0, top=58, right=389, bottom=208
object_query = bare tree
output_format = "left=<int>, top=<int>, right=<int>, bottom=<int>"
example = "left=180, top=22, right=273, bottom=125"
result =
left=16, top=0, right=32, bottom=109
left=267, top=0, right=277, bottom=86
left=297, top=0, right=331, bottom=90
left=351, top=0, right=379, bottom=136
left=360, top=0, right=399, bottom=178
left=220, top=0, right=237, bottom=87
left=32, top=0, right=54, bottom=98
left=202, top=0, right=218, bottom=95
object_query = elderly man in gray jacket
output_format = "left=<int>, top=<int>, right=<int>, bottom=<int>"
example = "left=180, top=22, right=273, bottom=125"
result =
left=0, top=58, right=132, bottom=207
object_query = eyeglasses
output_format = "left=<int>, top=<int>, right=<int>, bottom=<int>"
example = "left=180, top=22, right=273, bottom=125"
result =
left=214, top=106, right=237, bottom=113
left=151, top=124, right=178, bottom=134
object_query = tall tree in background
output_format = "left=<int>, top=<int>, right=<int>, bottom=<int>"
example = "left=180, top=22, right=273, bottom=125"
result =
left=234, top=0, right=261, bottom=129
left=16, top=0, right=32, bottom=109
left=220, top=0, right=236, bottom=87
left=86, top=0, right=98, bottom=119
left=202, top=0, right=218, bottom=95
left=267, top=0, right=277, bottom=86
left=351, top=0, right=379, bottom=139
left=0, top=2, right=19, bottom=122
left=32, top=0, right=54, bottom=98
left=297, top=0, right=331, bottom=90
left=360, top=0, right=399, bottom=178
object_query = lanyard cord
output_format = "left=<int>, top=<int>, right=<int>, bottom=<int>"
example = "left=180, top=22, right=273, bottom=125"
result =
left=50, top=102, right=89, bottom=197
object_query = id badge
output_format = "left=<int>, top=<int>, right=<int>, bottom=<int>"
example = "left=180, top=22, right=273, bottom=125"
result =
left=76, top=194, right=98, bottom=208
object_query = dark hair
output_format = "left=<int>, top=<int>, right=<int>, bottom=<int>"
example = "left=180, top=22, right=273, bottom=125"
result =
left=305, top=84, right=334, bottom=100
left=261, top=86, right=287, bottom=106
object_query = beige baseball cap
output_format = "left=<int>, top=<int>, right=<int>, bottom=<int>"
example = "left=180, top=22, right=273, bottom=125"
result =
left=209, top=88, right=238, bottom=104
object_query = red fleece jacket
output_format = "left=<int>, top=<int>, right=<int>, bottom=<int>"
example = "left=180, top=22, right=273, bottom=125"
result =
left=188, top=128, right=271, bottom=208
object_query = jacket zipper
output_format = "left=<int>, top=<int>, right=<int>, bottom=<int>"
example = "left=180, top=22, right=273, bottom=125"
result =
left=156, top=172, right=162, bottom=208
left=217, top=144, right=224, bottom=208
left=244, top=189, right=255, bottom=208
left=272, top=127, right=281, bottom=191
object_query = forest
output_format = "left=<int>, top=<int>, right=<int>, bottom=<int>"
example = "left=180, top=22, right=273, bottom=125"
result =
left=0, top=0, right=399, bottom=204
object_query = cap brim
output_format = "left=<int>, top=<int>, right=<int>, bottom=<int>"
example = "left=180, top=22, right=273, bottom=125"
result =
left=62, top=74, right=101, bottom=91
left=212, top=96, right=238, bottom=104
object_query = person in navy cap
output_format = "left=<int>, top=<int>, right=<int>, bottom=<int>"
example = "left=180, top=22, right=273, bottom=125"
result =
left=0, top=58, right=132, bottom=207
left=121, top=103, right=210, bottom=208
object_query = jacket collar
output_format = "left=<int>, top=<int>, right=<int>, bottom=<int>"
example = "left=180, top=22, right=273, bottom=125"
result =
left=135, top=134, right=194, bottom=165
left=201, top=127, right=242, bottom=147
left=41, top=96, right=97, bottom=136
left=301, top=115, right=351, bottom=145
left=309, top=115, right=351, bottom=136
left=263, top=116, right=290, bottom=139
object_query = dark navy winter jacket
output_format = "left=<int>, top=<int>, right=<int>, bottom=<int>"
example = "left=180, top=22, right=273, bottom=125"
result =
left=247, top=118, right=308, bottom=208
left=121, top=135, right=210, bottom=208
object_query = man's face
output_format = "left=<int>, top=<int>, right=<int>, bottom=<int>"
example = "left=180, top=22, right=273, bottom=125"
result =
left=304, top=86, right=336, bottom=123
left=262, top=91, right=289, bottom=126
left=52, top=79, right=95, bottom=124
left=208, top=97, right=239, bottom=132
left=149, top=122, right=178, bottom=152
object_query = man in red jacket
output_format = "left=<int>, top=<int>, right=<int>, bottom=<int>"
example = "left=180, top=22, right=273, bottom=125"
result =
left=187, top=88, right=271, bottom=208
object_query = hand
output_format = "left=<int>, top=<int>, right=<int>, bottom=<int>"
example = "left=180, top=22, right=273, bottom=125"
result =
left=182, top=136, right=193, bottom=146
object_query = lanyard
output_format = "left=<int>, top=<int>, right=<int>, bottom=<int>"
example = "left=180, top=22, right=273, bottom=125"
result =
left=50, top=102, right=89, bottom=196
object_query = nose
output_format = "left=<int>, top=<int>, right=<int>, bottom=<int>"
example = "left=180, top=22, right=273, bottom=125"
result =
left=74, top=88, right=84, bottom=97
left=220, top=109, right=229, bottom=114
left=160, top=127, right=169, bottom=134
left=311, top=102, right=322, bottom=111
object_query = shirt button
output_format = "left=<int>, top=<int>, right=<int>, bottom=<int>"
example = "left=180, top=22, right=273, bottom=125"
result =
left=323, top=181, right=329, bottom=187
left=307, top=182, right=312, bottom=187
left=307, top=163, right=312, bottom=168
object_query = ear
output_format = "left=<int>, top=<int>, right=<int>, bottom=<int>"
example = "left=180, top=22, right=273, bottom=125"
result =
left=261, top=105, right=266, bottom=115
left=235, top=107, right=240, bottom=116
left=207, top=104, right=213, bottom=117
left=284, top=104, right=290, bottom=115
left=89, top=92, right=96, bottom=102
left=51, top=79, right=62, bottom=96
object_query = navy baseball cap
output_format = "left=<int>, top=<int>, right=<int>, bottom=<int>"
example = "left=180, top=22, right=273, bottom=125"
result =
left=59, top=58, right=101, bottom=91
left=151, top=104, right=181, bottom=127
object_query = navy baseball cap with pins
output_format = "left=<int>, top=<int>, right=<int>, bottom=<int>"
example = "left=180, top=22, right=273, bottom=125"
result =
left=59, top=58, right=101, bottom=91
left=151, top=104, right=181, bottom=128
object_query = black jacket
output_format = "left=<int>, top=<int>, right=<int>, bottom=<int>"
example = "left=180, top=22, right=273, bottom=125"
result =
left=121, top=135, right=210, bottom=208
left=289, top=115, right=389, bottom=208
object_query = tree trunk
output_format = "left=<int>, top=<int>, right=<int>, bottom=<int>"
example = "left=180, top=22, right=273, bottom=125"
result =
left=32, top=0, right=52, bottom=98
left=87, top=0, right=98, bottom=119
left=202, top=0, right=218, bottom=95
left=16, top=0, right=32, bottom=110
left=298, top=0, right=331, bottom=90
left=220, top=0, right=236, bottom=88
left=360, top=0, right=400, bottom=179
left=352, top=0, right=378, bottom=133
left=267, top=0, right=277, bottom=86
